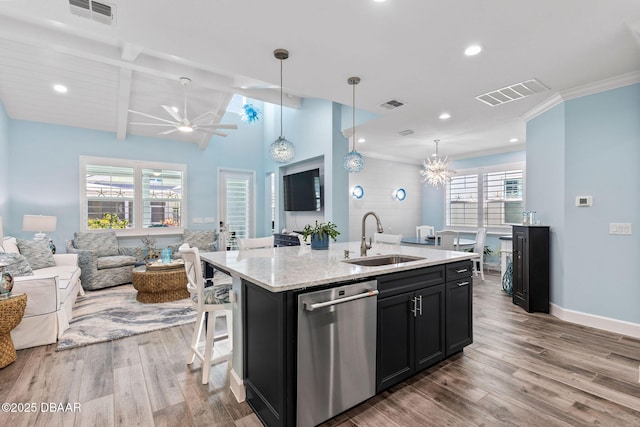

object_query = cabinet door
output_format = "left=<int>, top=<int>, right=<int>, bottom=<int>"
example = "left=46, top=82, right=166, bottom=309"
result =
left=512, top=227, right=528, bottom=311
left=414, top=285, right=445, bottom=371
left=376, top=292, right=414, bottom=392
left=446, top=278, right=473, bottom=356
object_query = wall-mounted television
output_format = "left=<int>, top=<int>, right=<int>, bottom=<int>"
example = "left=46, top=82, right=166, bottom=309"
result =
left=283, top=168, right=321, bottom=211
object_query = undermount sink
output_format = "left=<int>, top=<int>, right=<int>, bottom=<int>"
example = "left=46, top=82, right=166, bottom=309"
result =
left=342, top=254, right=426, bottom=267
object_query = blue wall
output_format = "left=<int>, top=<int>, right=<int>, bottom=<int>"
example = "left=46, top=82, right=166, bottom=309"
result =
left=528, top=83, right=640, bottom=324
left=5, top=108, right=265, bottom=250
left=0, top=102, right=8, bottom=219
left=527, top=104, right=566, bottom=306
left=3, top=96, right=353, bottom=249
left=263, top=98, right=351, bottom=241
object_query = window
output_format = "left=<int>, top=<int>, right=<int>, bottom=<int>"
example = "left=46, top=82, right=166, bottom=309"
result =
left=81, top=156, right=186, bottom=234
left=445, top=163, right=525, bottom=230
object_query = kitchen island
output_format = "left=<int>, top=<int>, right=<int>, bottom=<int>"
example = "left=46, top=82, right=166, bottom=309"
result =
left=200, top=241, right=475, bottom=427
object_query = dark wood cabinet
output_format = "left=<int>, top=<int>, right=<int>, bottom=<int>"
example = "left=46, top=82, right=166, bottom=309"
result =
left=512, top=225, right=550, bottom=313
left=243, top=280, right=296, bottom=427
left=376, top=267, right=446, bottom=392
left=444, top=261, right=473, bottom=356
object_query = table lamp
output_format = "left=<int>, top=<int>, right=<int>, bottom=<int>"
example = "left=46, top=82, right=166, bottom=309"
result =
left=22, top=215, right=57, bottom=240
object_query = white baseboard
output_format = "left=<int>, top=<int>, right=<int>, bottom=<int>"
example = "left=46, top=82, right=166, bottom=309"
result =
left=550, top=303, right=640, bottom=339
left=229, top=368, right=246, bottom=403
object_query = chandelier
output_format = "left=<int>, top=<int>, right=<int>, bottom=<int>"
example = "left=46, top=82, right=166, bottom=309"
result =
left=269, top=49, right=295, bottom=163
left=343, top=77, right=364, bottom=173
left=420, top=139, right=454, bottom=187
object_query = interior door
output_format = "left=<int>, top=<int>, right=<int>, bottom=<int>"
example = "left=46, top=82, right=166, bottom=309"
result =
left=219, top=169, right=255, bottom=249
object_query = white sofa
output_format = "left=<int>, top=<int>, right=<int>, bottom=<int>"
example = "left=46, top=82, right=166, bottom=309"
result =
left=1, top=237, right=82, bottom=349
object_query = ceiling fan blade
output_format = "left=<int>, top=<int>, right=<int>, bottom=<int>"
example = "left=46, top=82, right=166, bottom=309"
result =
left=197, top=129, right=229, bottom=137
left=129, top=122, right=176, bottom=127
left=190, top=111, right=219, bottom=123
left=159, top=128, right=179, bottom=135
left=128, top=110, right=177, bottom=125
left=195, top=123, right=238, bottom=130
left=162, top=105, right=183, bottom=122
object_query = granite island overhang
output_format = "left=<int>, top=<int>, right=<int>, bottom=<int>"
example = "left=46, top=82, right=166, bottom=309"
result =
left=199, top=241, right=476, bottom=292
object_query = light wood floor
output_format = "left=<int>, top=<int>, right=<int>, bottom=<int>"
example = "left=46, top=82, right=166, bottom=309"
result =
left=1, top=273, right=639, bottom=426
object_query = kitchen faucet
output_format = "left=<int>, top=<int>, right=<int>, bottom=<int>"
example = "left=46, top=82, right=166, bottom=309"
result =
left=361, top=211, right=384, bottom=256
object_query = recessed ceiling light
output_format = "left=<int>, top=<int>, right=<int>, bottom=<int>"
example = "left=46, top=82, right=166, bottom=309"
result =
left=240, top=85, right=248, bottom=89
left=510, top=138, right=519, bottom=143
left=373, top=0, right=386, bottom=3
left=358, top=138, right=366, bottom=143
left=53, top=84, right=68, bottom=93
left=171, top=106, right=179, bottom=113
left=439, top=113, right=451, bottom=120
left=464, top=45, right=482, bottom=56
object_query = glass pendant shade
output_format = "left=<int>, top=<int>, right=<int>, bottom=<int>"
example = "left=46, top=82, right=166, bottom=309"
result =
left=344, top=150, right=364, bottom=173
left=344, top=76, right=364, bottom=173
left=271, top=49, right=295, bottom=163
left=270, top=136, right=296, bottom=162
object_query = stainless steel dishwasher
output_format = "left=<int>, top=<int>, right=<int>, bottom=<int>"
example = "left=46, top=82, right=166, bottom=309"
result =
left=297, top=280, right=378, bottom=427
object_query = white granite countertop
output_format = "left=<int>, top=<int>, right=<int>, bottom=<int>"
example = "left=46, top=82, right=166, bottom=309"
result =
left=200, top=241, right=475, bottom=292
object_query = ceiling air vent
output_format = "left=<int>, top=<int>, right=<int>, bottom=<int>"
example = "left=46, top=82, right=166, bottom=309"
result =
left=69, top=0, right=115, bottom=25
left=398, top=129, right=414, bottom=136
left=379, top=99, right=405, bottom=110
left=475, top=79, right=548, bottom=107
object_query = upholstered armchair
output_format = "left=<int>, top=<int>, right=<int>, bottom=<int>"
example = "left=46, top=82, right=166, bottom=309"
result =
left=65, top=231, right=137, bottom=291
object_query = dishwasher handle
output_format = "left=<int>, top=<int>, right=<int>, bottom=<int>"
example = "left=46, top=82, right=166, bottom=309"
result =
left=304, top=289, right=379, bottom=311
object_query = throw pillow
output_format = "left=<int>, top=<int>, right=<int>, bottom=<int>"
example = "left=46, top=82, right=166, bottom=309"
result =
left=16, top=239, right=56, bottom=270
left=182, top=229, right=217, bottom=252
left=74, top=231, right=119, bottom=256
left=2, top=237, right=20, bottom=254
left=0, top=253, right=34, bottom=277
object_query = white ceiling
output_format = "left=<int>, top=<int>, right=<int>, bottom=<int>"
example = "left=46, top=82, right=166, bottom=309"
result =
left=0, top=0, right=639, bottom=160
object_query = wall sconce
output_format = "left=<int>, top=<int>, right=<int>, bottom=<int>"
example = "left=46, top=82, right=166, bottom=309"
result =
left=351, top=185, right=364, bottom=199
left=393, top=188, right=406, bottom=201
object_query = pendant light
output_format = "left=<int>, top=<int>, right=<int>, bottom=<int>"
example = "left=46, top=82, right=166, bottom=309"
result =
left=419, top=139, right=454, bottom=187
left=269, top=49, right=295, bottom=163
left=344, top=76, right=364, bottom=173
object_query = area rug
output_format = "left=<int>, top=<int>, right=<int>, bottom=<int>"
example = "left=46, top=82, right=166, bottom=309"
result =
left=56, top=284, right=196, bottom=351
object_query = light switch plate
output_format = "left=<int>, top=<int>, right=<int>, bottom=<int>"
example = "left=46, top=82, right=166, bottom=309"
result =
left=192, top=217, right=203, bottom=224
left=610, top=223, right=632, bottom=235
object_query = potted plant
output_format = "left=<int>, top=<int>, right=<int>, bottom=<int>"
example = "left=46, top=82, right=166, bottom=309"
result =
left=302, top=220, right=340, bottom=250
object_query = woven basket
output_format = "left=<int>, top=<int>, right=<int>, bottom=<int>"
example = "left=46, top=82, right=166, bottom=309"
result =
left=132, top=268, right=189, bottom=303
left=0, top=293, right=27, bottom=368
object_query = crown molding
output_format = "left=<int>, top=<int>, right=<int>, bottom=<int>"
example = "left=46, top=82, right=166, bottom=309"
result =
left=522, top=71, right=640, bottom=122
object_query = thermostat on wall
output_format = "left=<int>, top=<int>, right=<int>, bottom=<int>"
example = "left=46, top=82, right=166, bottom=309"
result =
left=576, top=196, right=592, bottom=207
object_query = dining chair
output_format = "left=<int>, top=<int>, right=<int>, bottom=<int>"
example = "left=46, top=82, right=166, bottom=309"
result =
left=373, top=232, right=403, bottom=245
left=471, top=228, right=487, bottom=281
left=237, top=235, right=274, bottom=250
left=435, top=230, right=459, bottom=250
left=180, top=245, right=233, bottom=385
left=416, top=225, right=435, bottom=239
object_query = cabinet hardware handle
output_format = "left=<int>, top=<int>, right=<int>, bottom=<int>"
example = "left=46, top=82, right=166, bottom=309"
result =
left=411, top=297, right=418, bottom=317
left=456, top=269, right=468, bottom=273
left=418, top=295, right=423, bottom=316
left=457, top=281, right=470, bottom=287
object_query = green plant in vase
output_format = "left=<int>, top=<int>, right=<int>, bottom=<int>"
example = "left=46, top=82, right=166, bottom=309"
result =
left=302, top=221, right=340, bottom=250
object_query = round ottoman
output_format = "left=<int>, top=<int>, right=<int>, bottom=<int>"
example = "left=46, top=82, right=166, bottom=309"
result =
left=132, top=264, right=189, bottom=303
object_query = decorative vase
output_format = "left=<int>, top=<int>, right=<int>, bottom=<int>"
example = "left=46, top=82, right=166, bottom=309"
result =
left=310, top=234, right=329, bottom=250
left=0, top=271, right=14, bottom=298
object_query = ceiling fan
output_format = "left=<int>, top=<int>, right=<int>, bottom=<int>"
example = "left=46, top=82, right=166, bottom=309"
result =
left=128, top=77, right=238, bottom=137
